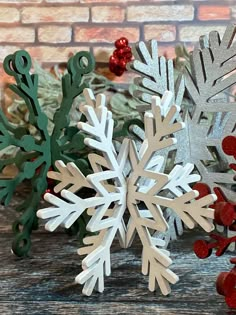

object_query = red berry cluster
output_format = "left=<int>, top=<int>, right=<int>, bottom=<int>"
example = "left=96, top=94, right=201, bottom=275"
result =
left=109, top=37, right=132, bottom=76
left=193, top=135, right=236, bottom=308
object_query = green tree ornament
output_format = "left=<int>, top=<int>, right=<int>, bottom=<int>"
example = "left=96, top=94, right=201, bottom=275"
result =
left=1, top=50, right=95, bottom=257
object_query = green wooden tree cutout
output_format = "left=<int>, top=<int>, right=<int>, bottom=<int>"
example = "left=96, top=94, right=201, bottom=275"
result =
left=1, top=49, right=95, bottom=256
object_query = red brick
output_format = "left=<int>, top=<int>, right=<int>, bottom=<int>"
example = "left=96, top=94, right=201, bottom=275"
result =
left=92, top=6, right=125, bottom=23
left=0, top=8, right=20, bottom=23
left=198, top=6, right=230, bottom=20
left=0, top=27, right=35, bottom=43
left=232, top=7, right=236, bottom=19
left=38, top=26, right=72, bottom=43
left=0, top=45, right=20, bottom=63
left=157, top=46, right=176, bottom=60
left=0, top=0, right=42, bottom=2
left=143, top=0, right=180, bottom=1
left=144, top=25, right=176, bottom=42
left=25, top=46, right=90, bottom=64
left=22, top=7, right=89, bottom=24
left=150, top=45, right=193, bottom=60
left=127, top=5, right=194, bottom=22
left=74, top=27, right=139, bottom=43
left=93, top=47, right=114, bottom=63
left=46, top=0, right=79, bottom=2
left=81, top=0, right=139, bottom=2
left=179, top=25, right=226, bottom=42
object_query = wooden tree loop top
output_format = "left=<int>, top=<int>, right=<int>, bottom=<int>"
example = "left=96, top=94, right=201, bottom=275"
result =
left=4, top=50, right=31, bottom=77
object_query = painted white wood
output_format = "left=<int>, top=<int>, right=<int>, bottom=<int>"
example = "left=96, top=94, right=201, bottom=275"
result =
left=127, top=91, right=216, bottom=295
left=37, top=88, right=216, bottom=297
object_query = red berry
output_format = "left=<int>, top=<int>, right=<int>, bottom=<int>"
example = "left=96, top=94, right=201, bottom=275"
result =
left=118, top=59, right=127, bottom=69
left=109, top=64, right=115, bottom=72
left=113, top=49, right=120, bottom=58
left=222, top=136, right=236, bottom=158
left=115, top=37, right=129, bottom=49
left=193, top=182, right=211, bottom=199
left=116, top=48, right=132, bottom=63
left=109, top=55, right=117, bottom=63
left=225, top=292, right=236, bottom=308
left=115, top=68, right=125, bottom=76
left=123, top=46, right=132, bottom=59
left=124, top=53, right=132, bottom=62
left=109, top=56, right=118, bottom=68
left=230, top=258, right=236, bottom=265
left=109, top=37, right=132, bottom=76
left=216, top=272, right=236, bottom=296
left=109, top=55, right=122, bottom=74
left=123, top=46, right=131, bottom=53
left=193, top=239, right=211, bottom=259
left=214, top=202, right=235, bottom=226
left=117, top=49, right=126, bottom=59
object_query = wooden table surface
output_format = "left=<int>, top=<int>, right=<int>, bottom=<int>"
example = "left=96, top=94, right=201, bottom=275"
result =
left=0, top=187, right=235, bottom=315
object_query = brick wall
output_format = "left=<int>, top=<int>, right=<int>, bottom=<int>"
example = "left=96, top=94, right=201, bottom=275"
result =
left=0, top=0, right=235, bottom=85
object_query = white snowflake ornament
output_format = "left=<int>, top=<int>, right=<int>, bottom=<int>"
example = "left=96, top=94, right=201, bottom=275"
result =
left=37, top=88, right=216, bottom=296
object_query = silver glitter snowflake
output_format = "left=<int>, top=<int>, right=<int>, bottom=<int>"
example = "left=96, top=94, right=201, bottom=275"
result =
left=129, top=24, right=236, bottom=245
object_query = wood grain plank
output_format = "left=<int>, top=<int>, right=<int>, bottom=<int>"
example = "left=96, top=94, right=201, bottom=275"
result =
left=0, top=187, right=234, bottom=314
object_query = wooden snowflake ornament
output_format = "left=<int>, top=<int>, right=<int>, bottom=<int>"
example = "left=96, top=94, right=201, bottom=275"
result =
left=182, top=25, right=236, bottom=203
left=127, top=38, right=187, bottom=245
left=129, top=25, right=236, bottom=248
left=0, top=49, right=95, bottom=256
left=37, top=88, right=216, bottom=296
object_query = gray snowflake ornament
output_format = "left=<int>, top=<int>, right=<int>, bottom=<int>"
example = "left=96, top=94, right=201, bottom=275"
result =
left=183, top=24, right=236, bottom=202
left=129, top=24, right=236, bottom=247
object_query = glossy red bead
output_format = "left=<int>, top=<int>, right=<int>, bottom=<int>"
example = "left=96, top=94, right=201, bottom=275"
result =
left=115, top=37, right=129, bottom=49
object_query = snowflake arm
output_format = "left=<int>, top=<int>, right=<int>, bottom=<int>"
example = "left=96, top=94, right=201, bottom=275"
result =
left=141, top=238, right=179, bottom=294
left=128, top=39, right=185, bottom=109
left=197, top=161, right=236, bottom=202
left=38, top=190, right=118, bottom=232
left=76, top=237, right=111, bottom=295
left=127, top=92, right=183, bottom=294
left=127, top=91, right=216, bottom=294
left=164, top=163, right=201, bottom=196
left=47, top=160, right=92, bottom=193
left=75, top=94, right=129, bottom=294
left=154, top=163, right=201, bottom=247
left=185, top=24, right=236, bottom=120
left=38, top=89, right=129, bottom=295
left=157, top=209, right=184, bottom=247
